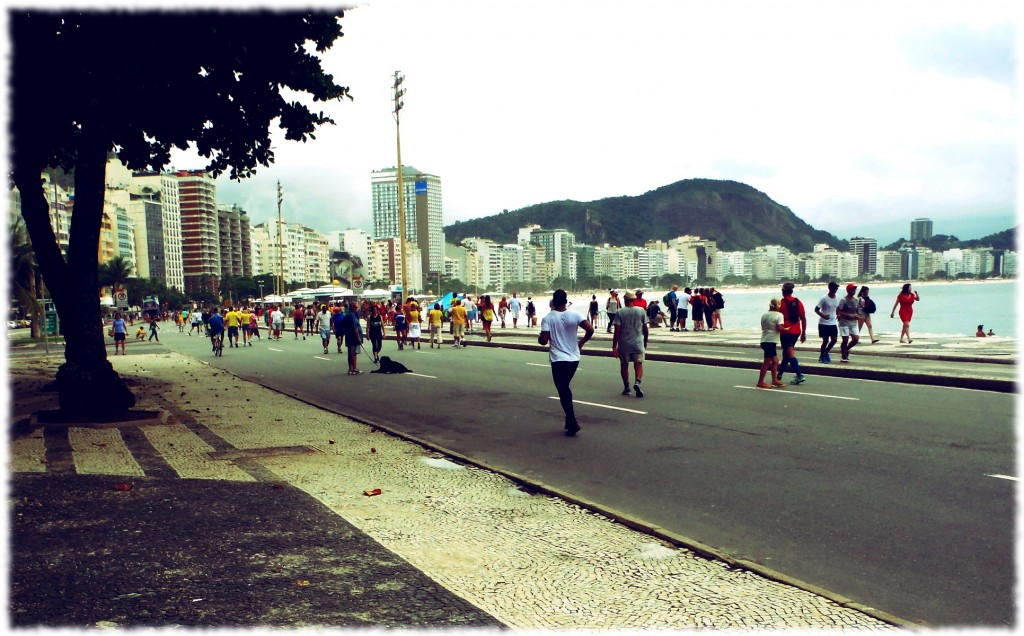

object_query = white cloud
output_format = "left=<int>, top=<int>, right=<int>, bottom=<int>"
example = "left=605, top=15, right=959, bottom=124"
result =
left=167, top=0, right=1018, bottom=245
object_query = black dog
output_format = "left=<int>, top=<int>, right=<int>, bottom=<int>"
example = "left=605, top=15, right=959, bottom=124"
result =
left=370, top=356, right=412, bottom=374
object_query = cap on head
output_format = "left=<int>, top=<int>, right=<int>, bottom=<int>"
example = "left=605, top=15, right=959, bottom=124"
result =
left=846, top=283, right=857, bottom=292
left=623, top=291, right=636, bottom=301
left=828, top=281, right=840, bottom=289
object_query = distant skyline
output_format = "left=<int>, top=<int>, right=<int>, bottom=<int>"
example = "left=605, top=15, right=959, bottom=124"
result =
left=163, top=0, right=1017, bottom=247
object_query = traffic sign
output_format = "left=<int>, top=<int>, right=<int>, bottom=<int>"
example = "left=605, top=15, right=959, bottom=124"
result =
left=352, top=275, right=363, bottom=291
left=114, top=290, right=128, bottom=307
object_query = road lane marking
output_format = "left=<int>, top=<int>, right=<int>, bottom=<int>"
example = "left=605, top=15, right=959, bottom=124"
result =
left=527, top=363, right=549, bottom=368
left=407, top=372, right=437, bottom=379
left=547, top=397, right=647, bottom=414
left=314, top=356, right=331, bottom=361
left=268, top=348, right=283, bottom=352
left=733, top=386, right=859, bottom=400
left=987, top=474, right=1018, bottom=481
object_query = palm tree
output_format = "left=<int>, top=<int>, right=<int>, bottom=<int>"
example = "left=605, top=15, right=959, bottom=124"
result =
left=97, top=255, right=134, bottom=291
left=9, top=216, right=42, bottom=337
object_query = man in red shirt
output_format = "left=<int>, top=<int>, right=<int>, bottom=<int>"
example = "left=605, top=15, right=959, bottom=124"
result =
left=633, top=289, right=648, bottom=310
left=292, top=304, right=306, bottom=340
left=777, top=282, right=807, bottom=385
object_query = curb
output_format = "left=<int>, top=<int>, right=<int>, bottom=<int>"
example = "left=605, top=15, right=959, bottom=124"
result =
left=475, top=340, right=1017, bottom=394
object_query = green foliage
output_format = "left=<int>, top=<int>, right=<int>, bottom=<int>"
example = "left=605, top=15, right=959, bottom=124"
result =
left=98, top=256, right=134, bottom=288
left=9, top=10, right=352, bottom=416
left=444, top=179, right=843, bottom=253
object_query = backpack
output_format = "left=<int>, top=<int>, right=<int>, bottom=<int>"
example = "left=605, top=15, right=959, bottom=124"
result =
left=784, top=297, right=801, bottom=324
left=864, top=298, right=876, bottom=314
left=662, top=292, right=674, bottom=309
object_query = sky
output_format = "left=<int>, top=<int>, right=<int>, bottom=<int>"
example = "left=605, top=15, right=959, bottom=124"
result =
left=165, top=0, right=1019, bottom=246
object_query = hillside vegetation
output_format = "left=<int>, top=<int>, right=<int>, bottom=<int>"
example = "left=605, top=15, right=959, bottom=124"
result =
left=444, top=179, right=843, bottom=253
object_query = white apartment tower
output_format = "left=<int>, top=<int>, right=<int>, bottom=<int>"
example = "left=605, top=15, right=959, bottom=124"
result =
left=371, top=166, right=445, bottom=290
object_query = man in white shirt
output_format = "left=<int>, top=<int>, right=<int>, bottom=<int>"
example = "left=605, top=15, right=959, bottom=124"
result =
left=814, top=281, right=840, bottom=363
left=270, top=305, right=284, bottom=341
left=539, top=289, right=595, bottom=437
left=508, top=293, right=522, bottom=328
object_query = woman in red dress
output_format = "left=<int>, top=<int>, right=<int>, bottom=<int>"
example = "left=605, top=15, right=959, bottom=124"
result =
left=889, top=283, right=920, bottom=343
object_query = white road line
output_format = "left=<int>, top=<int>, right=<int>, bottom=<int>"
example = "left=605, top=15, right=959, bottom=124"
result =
left=987, top=474, right=1018, bottom=481
left=527, top=363, right=549, bottom=368
left=407, top=372, right=437, bottom=379
left=733, top=386, right=860, bottom=400
left=314, top=356, right=331, bottom=361
left=268, top=348, right=283, bottom=352
left=547, top=397, right=647, bottom=414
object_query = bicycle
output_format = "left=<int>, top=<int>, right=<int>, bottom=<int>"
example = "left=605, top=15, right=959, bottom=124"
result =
left=211, top=331, right=224, bottom=356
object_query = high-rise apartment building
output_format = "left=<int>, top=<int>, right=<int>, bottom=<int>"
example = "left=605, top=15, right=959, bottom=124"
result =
left=911, top=218, right=933, bottom=242
left=176, top=170, right=221, bottom=295
left=849, top=237, right=878, bottom=276
left=217, top=204, right=252, bottom=280
left=371, top=166, right=445, bottom=289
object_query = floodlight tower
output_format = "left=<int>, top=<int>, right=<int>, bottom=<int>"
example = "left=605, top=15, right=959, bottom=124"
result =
left=392, top=71, right=407, bottom=302
left=276, top=181, right=284, bottom=297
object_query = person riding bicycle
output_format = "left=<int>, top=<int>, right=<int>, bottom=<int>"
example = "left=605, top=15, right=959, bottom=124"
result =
left=207, top=307, right=225, bottom=352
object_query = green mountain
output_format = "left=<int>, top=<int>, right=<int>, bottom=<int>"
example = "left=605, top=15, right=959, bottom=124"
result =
left=444, top=179, right=843, bottom=253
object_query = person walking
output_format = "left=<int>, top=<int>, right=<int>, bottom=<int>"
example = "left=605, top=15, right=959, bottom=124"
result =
left=224, top=305, right=242, bottom=348
left=890, top=283, right=920, bottom=344
left=367, top=304, right=386, bottom=361
left=292, top=304, right=305, bottom=340
left=525, top=297, right=537, bottom=328
left=757, top=298, right=786, bottom=388
left=777, top=281, right=808, bottom=385
left=315, top=304, right=332, bottom=354
left=449, top=297, right=468, bottom=347
left=814, top=281, right=840, bottom=363
left=538, top=289, right=595, bottom=437
left=148, top=316, right=160, bottom=342
left=612, top=290, right=649, bottom=398
left=837, top=284, right=861, bottom=363
left=509, top=293, right=522, bottom=328
left=604, top=290, right=620, bottom=334
left=404, top=297, right=422, bottom=350
left=189, top=310, right=202, bottom=336
left=393, top=305, right=408, bottom=349
left=465, top=296, right=477, bottom=332
left=857, top=286, right=880, bottom=343
left=111, top=312, right=127, bottom=355
left=498, top=295, right=509, bottom=328
left=480, top=295, right=496, bottom=342
left=341, top=302, right=364, bottom=375
left=428, top=302, right=444, bottom=348
left=247, top=309, right=261, bottom=344
left=271, top=305, right=284, bottom=340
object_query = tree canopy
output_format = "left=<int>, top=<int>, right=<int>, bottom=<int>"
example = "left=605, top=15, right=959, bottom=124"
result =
left=10, top=10, right=352, bottom=417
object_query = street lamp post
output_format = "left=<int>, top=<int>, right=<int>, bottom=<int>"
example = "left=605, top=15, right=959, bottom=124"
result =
left=258, top=283, right=264, bottom=301
left=393, top=71, right=407, bottom=304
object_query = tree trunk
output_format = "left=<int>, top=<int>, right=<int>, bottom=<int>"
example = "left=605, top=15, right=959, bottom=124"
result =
left=13, top=131, right=135, bottom=418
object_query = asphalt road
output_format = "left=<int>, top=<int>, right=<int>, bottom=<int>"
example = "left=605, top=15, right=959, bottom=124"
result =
left=147, top=331, right=1015, bottom=626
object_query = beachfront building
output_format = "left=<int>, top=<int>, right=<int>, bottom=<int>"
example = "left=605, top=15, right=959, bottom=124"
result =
left=849, top=237, right=878, bottom=277
left=371, top=166, right=445, bottom=290
left=911, top=218, right=933, bottom=242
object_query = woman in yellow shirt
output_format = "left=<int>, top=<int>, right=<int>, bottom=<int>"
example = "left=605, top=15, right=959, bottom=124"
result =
left=428, top=303, right=444, bottom=348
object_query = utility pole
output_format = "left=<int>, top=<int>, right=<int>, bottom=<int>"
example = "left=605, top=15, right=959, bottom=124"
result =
left=393, top=71, right=407, bottom=303
left=277, top=181, right=284, bottom=297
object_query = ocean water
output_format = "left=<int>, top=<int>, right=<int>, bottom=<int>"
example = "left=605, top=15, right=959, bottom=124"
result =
left=526, top=280, right=1018, bottom=340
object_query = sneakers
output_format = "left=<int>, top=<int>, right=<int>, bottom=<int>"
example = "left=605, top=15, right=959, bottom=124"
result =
left=324, top=347, right=329, bottom=354
left=840, top=357, right=850, bottom=363
left=633, top=383, right=644, bottom=398
left=791, top=374, right=806, bottom=385
left=622, top=387, right=631, bottom=396
left=564, top=422, right=581, bottom=437
left=756, top=382, right=773, bottom=389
